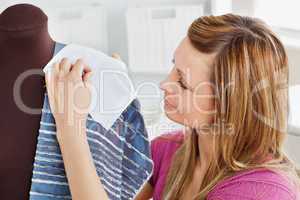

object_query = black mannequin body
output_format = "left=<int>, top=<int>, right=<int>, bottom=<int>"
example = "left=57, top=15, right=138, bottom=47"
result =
left=0, top=4, right=56, bottom=200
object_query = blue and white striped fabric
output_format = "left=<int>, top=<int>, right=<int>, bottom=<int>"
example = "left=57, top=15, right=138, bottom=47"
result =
left=29, top=43, right=153, bottom=200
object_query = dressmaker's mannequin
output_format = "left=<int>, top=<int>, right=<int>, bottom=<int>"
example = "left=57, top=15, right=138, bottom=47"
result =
left=0, top=4, right=56, bottom=200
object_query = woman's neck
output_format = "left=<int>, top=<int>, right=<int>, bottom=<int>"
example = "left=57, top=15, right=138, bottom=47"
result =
left=197, top=130, right=214, bottom=169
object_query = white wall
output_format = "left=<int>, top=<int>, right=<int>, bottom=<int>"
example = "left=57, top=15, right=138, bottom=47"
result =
left=1, top=0, right=299, bottom=163
left=98, top=0, right=208, bottom=65
left=287, top=48, right=300, bottom=86
left=1, top=0, right=205, bottom=139
left=2, top=0, right=208, bottom=63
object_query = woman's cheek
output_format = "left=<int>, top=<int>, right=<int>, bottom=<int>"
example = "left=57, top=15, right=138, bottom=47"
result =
left=179, top=91, right=193, bottom=114
left=192, top=86, right=216, bottom=114
left=183, top=96, right=215, bottom=128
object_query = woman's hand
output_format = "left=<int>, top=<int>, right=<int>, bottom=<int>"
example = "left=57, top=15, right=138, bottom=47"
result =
left=43, top=55, right=122, bottom=200
left=45, top=58, right=93, bottom=138
left=45, top=58, right=110, bottom=200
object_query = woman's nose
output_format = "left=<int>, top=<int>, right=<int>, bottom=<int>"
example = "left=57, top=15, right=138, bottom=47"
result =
left=160, top=80, right=175, bottom=94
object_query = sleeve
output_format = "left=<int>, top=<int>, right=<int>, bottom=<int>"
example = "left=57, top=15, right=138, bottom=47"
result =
left=148, top=136, right=163, bottom=188
left=207, top=180, right=296, bottom=200
left=147, top=132, right=183, bottom=188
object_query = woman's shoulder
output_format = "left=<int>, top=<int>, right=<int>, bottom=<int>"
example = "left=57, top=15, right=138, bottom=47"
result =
left=208, top=168, right=300, bottom=200
left=150, top=130, right=184, bottom=162
left=149, top=130, right=184, bottom=188
left=151, top=130, right=184, bottom=147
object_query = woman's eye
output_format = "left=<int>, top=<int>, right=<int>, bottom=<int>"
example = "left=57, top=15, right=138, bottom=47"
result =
left=178, top=79, right=187, bottom=89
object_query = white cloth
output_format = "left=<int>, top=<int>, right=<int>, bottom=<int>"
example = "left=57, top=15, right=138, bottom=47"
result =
left=43, top=44, right=136, bottom=130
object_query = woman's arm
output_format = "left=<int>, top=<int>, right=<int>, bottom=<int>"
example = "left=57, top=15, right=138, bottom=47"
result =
left=134, top=183, right=153, bottom=200
left=45, top=58, right=109, bottom=200
left=57, top=124, right=109, bottom=200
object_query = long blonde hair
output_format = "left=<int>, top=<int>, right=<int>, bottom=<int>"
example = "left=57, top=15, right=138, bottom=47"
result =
left=163, top=14, right=299, bottom=199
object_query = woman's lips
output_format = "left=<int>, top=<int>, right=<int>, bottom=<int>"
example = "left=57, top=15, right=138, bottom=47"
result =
left=164, top=99, right=176, bottom=109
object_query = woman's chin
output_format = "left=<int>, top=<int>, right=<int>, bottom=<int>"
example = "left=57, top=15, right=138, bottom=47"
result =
left=164, top=107, right=184, bottom=125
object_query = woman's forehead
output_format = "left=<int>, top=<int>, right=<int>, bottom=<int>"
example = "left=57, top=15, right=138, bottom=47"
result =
left=174, top=38, right=215, bottom=74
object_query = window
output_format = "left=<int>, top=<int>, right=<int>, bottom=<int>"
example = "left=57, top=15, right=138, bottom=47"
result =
left=254, top=0, right=300, bottom=31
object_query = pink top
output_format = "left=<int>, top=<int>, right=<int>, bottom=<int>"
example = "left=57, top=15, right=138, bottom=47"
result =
left=149, top=131, right=300, bottom=200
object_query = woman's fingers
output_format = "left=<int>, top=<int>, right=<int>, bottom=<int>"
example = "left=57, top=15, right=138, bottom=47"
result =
left=71, top=59, right=85, bottom=77
left=83, top=65, right=92, bottom=74
left=45, top=57, right=94, bottom=128
left=54, top=62, right=60, bottom=75
left=71, top=59, right=92, bottom=84
left=46, top=62, right=59, bottom=91
left=45, top=62, right=60, bottom=113
left=47, top=58, right=92, bottom=86
left=83, top=71, right=93, bottom=83
left=111, top=53, right=122, bottom=60
left=59, top=58, right=72, bottom=79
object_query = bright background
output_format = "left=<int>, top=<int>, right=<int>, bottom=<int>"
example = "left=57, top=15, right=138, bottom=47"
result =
left=1, top=0, right=299, bottom=165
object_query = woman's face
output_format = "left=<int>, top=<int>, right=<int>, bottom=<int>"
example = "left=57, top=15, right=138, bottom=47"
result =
left=160, top=37, right=217, bottom=130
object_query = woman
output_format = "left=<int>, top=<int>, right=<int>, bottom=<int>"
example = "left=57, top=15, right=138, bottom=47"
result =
left=46, top=14, right=300, bottom=199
